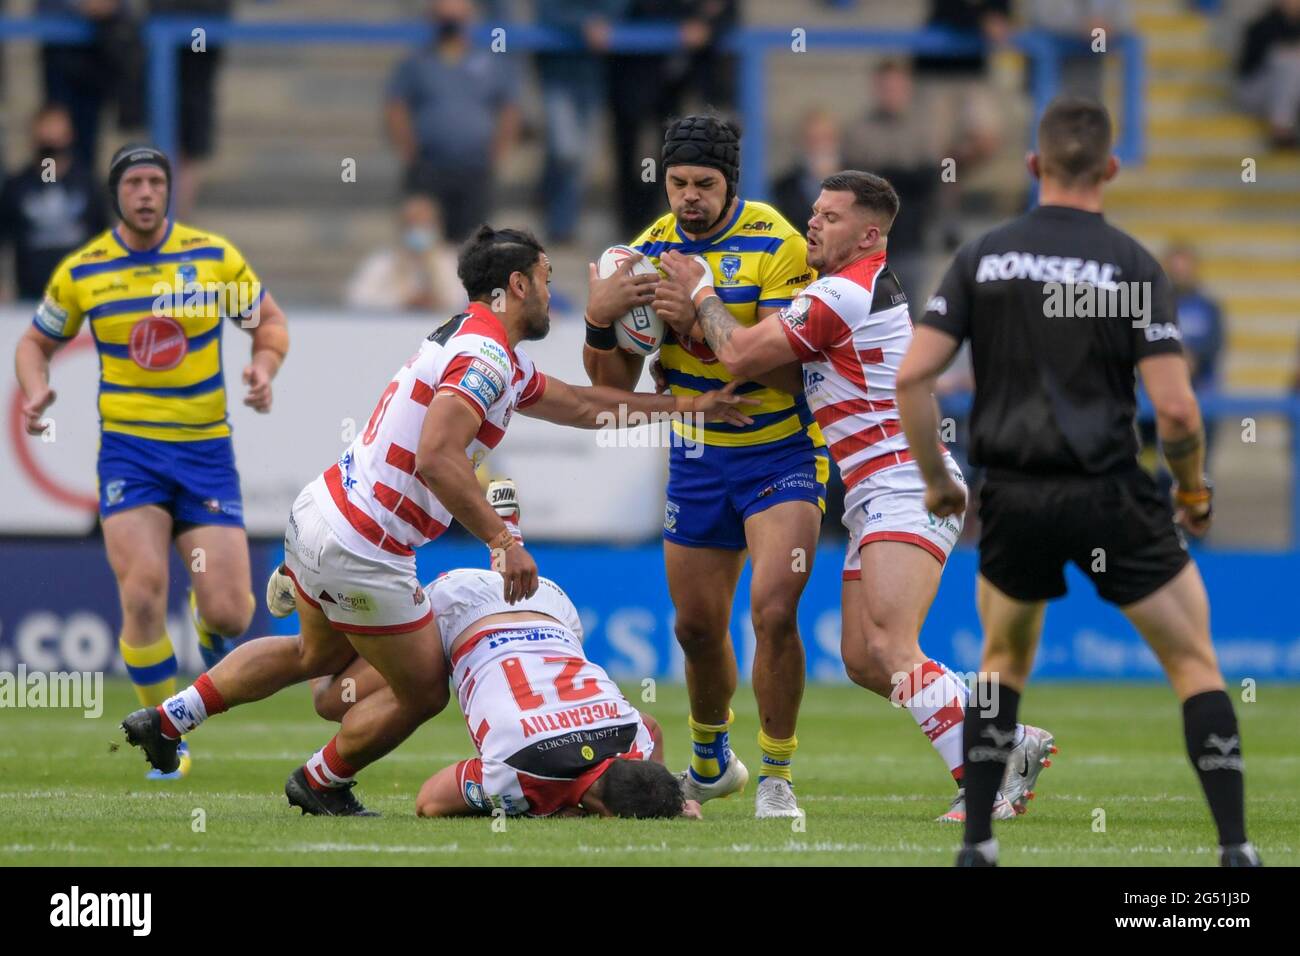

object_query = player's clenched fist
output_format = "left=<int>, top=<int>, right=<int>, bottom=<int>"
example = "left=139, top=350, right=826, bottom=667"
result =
left=923, top=474, right=968, bottom=519
left=22, top=386, right=56, bottom=436
left=586, top=253, right=658, bottom=327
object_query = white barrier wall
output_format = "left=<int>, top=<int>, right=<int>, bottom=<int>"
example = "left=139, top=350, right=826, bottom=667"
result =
left=1, top=308, right=670, bottom=540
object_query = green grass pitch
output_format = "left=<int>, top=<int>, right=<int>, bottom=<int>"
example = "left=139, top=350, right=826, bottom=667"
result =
left=2, top=679, right=1296, bottom=866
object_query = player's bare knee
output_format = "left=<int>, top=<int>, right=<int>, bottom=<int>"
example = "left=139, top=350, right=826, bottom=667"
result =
left=673, top=617, right=726, bottom=655
left=750, top=598, right=799, bottom=644
left=312, top=679, right=348, bottom=722
left=197, top=593, right=252, bottom=637
left=119, top=574, right=168, bottom=631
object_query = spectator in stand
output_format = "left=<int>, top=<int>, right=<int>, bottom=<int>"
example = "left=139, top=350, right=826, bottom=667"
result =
left=842, top=60, right=941, bottom=300
left=913, top=0, right=1009, bottom=248
left=771, top=109, right=842, bottom=235
left=38, top=0, right=126, bottom=170
left=1165, top=242, right=1224, bottom=395
left=0, top=104, right=108, bottom=302
left=344, top=193, right=464, bottom=313
left=1025, top=0, right=1132, bottom=100
left=534, top=0, right=629, bottom=244
left=148, top=0, right=234, bottom=217
left=1237, top=0, right=1300, bottom=148
left=386, top=0, right=521, bottom=242
left=609, top=0, right=736, bottom=235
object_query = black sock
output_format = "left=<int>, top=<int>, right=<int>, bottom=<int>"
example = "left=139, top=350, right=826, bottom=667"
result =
left=1183, top=689, right=1247, bottom=846
left=962, top=680, right=1020, bottom=845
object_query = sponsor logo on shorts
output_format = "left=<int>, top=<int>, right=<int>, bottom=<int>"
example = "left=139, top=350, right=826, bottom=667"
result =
left=105, top=480, right=126, bottom=507
left=413, top=585, right=426, bottom=606
left=926, top=295, right=948, bottom=315
left=335, top=593, right=372, bottom=613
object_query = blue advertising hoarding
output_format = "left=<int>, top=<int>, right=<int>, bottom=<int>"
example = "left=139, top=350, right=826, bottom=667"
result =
left=1, top=539, right=1295, bottom=682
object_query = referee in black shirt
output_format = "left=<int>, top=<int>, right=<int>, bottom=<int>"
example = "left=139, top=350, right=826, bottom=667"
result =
left=897, top=97, right=1258, bottom=867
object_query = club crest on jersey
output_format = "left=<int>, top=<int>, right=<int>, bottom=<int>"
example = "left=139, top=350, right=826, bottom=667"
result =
left=719, top=255, right=742, bottom=284
left=176, top=263, right=198, bottom=285
left=459, top=358, right=505, bottom=409
left=128, top=316, right=188, bottom=370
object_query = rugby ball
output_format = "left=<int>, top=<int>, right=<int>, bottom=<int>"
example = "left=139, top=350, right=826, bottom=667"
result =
left=597, top=244, right=665, bottom=356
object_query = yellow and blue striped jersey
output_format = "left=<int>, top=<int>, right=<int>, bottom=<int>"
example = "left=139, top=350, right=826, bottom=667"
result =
left=34, top=221, right=264, bottom=442
left=630, top=200, right=824, bottom=448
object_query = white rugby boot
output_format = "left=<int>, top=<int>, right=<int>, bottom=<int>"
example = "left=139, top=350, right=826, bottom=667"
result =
left=754, top=777, right=802, bottom=819
left=676, top=750, right=750, bottom=804
left=937, top=788, right=1016, bottom=823
left=1001, top=725, right=1058, bottom=815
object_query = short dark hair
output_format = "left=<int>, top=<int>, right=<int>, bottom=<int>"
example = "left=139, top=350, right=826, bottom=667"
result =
left=597, top=758, right=685, bottom=819
left=457, top=224, right=545, bottom=302
left=820, top=170, right=900, bottom=230
left=1037, top=96, right=1112, bottom=187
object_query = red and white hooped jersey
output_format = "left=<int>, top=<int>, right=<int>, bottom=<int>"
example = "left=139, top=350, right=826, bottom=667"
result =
left=307, top=302, right=547, bottom=559
left=429, top=570, right=650, bottom=817
left=777, top=251, right=924, bottom=490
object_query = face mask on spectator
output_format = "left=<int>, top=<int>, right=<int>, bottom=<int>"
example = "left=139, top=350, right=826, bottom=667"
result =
left=436, top=17, right=465, bottom=41
left=403, top=226, right=437, bottom=252
left=36, top=142, right=72, bottom=164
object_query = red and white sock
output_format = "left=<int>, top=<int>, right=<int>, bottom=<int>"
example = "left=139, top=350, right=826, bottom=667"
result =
left=303, top=737, right=357, bottom=790
left=156, top=673, right=228, bottom=739
left=893, top=660, right=973, bottom=782
left=893, top=661, right=1025, bottom=783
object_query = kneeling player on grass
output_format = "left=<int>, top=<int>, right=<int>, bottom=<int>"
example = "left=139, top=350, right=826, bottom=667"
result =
left=121, top=226, right=753, bottom=815
left=657, top=171, right=1056, bottom=823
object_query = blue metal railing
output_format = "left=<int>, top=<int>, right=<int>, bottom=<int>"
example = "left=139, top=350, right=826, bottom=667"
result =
left=2, top=17, right=1146, bottom=193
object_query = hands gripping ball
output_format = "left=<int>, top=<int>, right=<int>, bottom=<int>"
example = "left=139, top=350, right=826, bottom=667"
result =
left=597, top=245, right=665, bottom=356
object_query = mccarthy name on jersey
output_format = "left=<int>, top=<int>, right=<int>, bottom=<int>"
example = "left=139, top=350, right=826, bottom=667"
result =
left=430, top=569, right=651, bottom=817
left=309, top=302, right=547, bottom=558
left=777, top=250, right=922, bottom=489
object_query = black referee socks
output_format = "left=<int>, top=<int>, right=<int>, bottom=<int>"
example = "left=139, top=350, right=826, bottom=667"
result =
left=962, top=680, right=1021, bottom=846
left=1183, top=689, right=1248, bottom=847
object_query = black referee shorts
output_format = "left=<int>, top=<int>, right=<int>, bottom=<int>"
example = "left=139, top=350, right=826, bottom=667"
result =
left=977, top=467, right=1190, bottom=607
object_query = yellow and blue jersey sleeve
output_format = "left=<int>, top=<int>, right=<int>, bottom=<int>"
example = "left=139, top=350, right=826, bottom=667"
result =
left=33, top=254, right=88, bottom=341
left=756, top=228, right=814, bottom=310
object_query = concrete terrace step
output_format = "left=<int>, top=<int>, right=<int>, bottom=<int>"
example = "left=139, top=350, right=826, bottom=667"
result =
left=1107, top=186, right=1300, bottom=211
